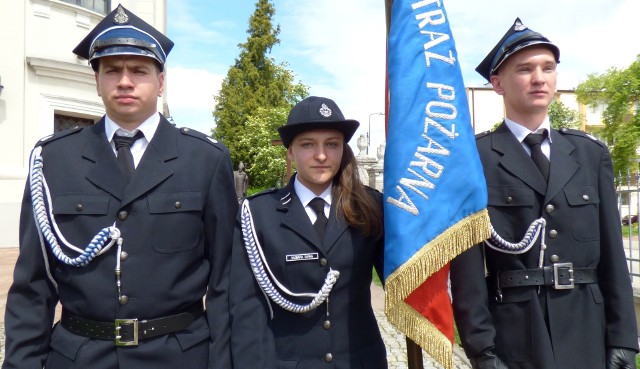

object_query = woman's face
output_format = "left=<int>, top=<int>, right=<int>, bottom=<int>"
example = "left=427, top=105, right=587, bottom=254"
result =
left=287, top=129, right=344, bottom=195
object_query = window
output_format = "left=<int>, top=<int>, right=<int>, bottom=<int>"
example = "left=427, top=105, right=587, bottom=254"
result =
left=54, top=114, right=95, bottom=132
left=60, top=0, right=110, bottom=15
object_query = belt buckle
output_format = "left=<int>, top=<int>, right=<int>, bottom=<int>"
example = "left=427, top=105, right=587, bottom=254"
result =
left=553, top=262, right=574, bottom=289
left=115, top=318, right=138, bottom=346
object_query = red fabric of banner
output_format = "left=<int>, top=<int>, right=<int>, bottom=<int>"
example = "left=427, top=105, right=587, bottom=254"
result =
left=404, top=263, right=454, bottom=343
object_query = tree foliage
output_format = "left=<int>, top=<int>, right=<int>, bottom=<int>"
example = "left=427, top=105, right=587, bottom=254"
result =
left=212, top=0, right=308, bottom=166
left=548, top=98, right=581, bottom=130
left=575, top=55, right=640, bottom=174
left=238, top=107, right=289, bottom=188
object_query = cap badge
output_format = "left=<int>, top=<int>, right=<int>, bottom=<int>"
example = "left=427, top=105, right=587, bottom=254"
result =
left=514, top=19, right=526, bottom=31
left=319, top=103, right=332, bottom=118
left=113, top=5, right=129, bottom=25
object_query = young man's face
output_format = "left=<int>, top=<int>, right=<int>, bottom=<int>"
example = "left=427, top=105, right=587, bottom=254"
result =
left=95, top=55, right=164, bottom=130
left=287, top=129, right=344, bottom=195
left=490, top=46, right=557, bottom=127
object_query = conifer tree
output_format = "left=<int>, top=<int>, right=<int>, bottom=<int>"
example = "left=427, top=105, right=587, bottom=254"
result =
left=213, top=0, right=308, bottom=166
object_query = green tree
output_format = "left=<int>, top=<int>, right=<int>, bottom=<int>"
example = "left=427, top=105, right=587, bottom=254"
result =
left=548, top=98, right=582, bottom=130
left=576, top=55, right=640, bottom=174
left=212, top=0, right=308, bottom=166
left=238, top=106, right=289, bottom=188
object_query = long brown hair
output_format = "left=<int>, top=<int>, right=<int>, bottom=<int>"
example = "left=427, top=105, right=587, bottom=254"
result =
left=332, top=145, right=383, bottom=240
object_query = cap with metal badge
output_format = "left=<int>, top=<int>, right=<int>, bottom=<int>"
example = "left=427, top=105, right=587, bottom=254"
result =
left=476, top=18, right=560, bottom=82
left=72, top=4, right=174, bottom=70
left=278, top=96, right=360, bottom=148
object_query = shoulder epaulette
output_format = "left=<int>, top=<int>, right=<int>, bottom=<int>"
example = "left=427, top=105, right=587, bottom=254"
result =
left=35, top=126, right=83, bottom=147
left=475, top=130, right=491, bottom=139
left=179, top=127, right=225, bottom=150
left=558, top=127, right=606, bottom=147
left=247, top=187, right=278, bottom=200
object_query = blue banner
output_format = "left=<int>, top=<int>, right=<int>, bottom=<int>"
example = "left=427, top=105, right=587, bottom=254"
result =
left=383, top=0, right=490, bottom=366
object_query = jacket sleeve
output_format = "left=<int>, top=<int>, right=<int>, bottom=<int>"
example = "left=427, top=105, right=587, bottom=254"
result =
left=229, top=206, right=277, bottom=369
left=595, top=148, right=639, bottom=352
left=2, top=181, right=59, bottom=369
left=450, top=244, right=496, bottom=358
left=204, top=151, right=238, bottom=369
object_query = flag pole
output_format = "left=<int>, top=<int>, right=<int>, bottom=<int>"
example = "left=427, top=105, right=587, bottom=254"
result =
left=385, top=1, right=424, bottom=368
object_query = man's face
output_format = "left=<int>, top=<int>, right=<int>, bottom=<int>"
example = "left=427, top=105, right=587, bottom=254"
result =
left=287, top=129, right=344, bottom=195
left=95, top=55, right=164, bottom=129
left=490, top=46, right=557, bottom=126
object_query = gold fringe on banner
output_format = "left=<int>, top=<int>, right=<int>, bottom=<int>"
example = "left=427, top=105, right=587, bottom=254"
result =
left=385, top=209, right=491, bottom=369
left=389, top=301, right=453, bottom=368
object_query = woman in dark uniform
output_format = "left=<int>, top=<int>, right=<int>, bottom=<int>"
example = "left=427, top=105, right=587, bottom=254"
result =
left=229, top=96, right=387, bottom=369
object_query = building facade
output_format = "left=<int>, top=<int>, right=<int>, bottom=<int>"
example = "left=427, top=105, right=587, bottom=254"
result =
left=0, top=0, right=168, bottom=247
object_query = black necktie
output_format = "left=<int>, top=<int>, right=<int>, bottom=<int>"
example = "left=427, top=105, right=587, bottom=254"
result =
left=523, top=131, right=550, bottom=182
left=113, top=131, right=144, bottom=182
left=309, top=197, right=328, bottom=242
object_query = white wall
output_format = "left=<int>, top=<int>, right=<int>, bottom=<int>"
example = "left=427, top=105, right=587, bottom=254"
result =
left=0, top=0, right=167, bottom=247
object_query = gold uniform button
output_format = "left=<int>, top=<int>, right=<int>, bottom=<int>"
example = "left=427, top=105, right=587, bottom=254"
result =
left=324, top=353, right=333, bottom=363
left=319, top=258, right=328, bottom=267
left=545, top=204, right=555, bottom=213
left=175, top=201, right=182, bottom=209
left=75, top=204, right=83, bottom=212
left=323, top=320, right=331, bottom=329
left=120, top=251, right=129, bottom=261
left=119, top=295, right=129, bottom=305
left=549, top=229, right=558, bottom=239
left=119, top=211, right=128, bottom=220
left=550, top=254, right=560, bottom=262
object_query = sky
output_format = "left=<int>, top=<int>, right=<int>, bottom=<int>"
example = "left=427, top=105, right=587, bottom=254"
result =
left=165, top=0, right=640, bottom=155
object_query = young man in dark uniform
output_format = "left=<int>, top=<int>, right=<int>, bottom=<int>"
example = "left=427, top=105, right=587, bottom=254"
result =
left=3, top=5, right=237, bottom=369
left=450, top=18, right=638, bottom=369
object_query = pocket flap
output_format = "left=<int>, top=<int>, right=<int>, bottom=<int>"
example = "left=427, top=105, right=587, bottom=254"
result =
left=52, top=194, right=110, bottom=215
left=488, top=186, right=534, bottom=207
left=148, top=192, right=202, bottom=214
left=564, top=186, right=599, bottom=206
left=174, top=316, right=210, bottom=351
left=49, top=323, right=89, bottom=361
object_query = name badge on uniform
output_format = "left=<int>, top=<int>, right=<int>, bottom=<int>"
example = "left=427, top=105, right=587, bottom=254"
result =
left=286, top=253, right=319, bottom=262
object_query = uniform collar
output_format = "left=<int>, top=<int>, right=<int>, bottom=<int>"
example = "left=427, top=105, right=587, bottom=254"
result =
left=293, top=175, right=332, bottom=208
left=504, top=116, right=552, bottom=144
left=105, top=112, right=160, bottom=142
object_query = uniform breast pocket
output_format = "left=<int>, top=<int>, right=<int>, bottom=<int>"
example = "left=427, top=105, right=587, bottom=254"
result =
left=283, top=249, right=325, bottom=293
left=564, top=186, right=600, bottom=241
left=487, top=186, right=535, bottom=241
left=148, top=192, right=203, bottom=253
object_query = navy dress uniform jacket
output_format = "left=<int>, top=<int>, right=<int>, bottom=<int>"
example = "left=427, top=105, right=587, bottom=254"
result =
left=229, top=176, right=388, bottom=369
left=3, top=116, right=238, bottom=369
left=451, top=123, right=639, bottom=369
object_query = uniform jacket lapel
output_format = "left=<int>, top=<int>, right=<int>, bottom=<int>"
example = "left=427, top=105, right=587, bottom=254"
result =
left=544, top=130, right=578, bottom=203
left=278, top=179, right=324, bottom=249
left=492, top=123, right=547, bottom=195
left=83, top=119, right=127, bottom=199
left=278, top=175, right=350, bottom=252
left=120, top=116, right=177, bottom=207
left=324, top=205, right=349, bottom=253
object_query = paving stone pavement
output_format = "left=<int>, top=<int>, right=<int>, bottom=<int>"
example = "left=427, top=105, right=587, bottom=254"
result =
left=374, top=310, right=471, bottom=369
left=0, top=248, right=470, bottom=368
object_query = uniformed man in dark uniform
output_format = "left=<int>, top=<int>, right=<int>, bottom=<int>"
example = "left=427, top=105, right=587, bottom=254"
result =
left=450, top=18, right=639, bottom=369
left=2, top=5, right=237, bottom=369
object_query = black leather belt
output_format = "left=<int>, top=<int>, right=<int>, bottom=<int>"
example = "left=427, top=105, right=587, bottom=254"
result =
left=497, top=263, right=598, bottom=290
left=61, top=302, right=204, bottom=346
